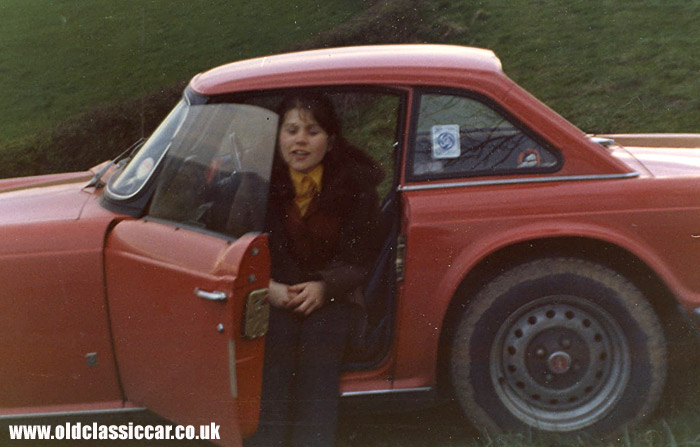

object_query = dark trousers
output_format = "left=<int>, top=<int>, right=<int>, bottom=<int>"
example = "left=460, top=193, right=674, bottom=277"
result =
left=247, top=302, right=351, bottom=447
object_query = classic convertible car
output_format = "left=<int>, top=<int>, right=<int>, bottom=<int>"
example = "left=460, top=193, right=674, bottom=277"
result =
left=3, top=44, right=700, bottom=445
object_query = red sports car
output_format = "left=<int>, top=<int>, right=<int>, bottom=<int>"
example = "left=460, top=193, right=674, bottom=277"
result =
left=3, top=44, right=700, bottom=444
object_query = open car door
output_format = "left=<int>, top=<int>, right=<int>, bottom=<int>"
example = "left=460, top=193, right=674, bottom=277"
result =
left=105, top=227, right=268, bottom=446
left=103, top=101, right=278, bottom=446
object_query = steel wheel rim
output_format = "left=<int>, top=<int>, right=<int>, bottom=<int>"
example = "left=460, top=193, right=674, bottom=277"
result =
left=490, top=295, right=631, bottom=432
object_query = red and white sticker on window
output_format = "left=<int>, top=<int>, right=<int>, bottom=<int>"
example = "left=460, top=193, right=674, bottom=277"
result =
left=517, top=148, right=542, bottom=168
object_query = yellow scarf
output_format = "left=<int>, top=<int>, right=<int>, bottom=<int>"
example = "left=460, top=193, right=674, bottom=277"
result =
left=289, top=165, right=323, bottom=216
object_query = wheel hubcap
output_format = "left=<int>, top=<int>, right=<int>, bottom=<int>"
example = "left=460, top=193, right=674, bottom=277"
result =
left=491, top=295, right=631, bottom=432
left=548, top=351, right=572, bottom=374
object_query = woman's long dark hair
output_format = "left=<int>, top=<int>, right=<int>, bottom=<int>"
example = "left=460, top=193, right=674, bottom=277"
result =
left=270, top=91, right=384, bottom=204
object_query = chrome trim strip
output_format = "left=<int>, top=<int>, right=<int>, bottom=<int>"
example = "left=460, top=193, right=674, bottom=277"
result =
left=341, top=386, right=433, bottom=398
left=0, top=407, right=147, bottom=421
left=589, top=136, right=615, bottom=148
left=398, top=172, right=639, bottom=192
left=228, top=339, right=238, bottom=399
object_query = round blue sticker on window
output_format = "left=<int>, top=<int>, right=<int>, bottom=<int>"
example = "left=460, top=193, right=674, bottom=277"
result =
left=431, top=125, right=460, bottom=159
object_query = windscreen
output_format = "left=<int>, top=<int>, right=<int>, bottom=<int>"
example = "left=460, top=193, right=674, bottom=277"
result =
left=108, top=100, right=279, bottom=238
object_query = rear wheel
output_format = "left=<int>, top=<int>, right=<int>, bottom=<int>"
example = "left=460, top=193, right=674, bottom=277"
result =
left=450, top=258, right=666, bottom=435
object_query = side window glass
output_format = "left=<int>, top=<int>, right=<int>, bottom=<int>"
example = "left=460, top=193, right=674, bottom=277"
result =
left=245, top=90, right=401, bottom=200
left=411, top=93, right=559, bottom=179
left=148, top=104, right=278, bottom=238
left=331, top=92, right=400, bottom=199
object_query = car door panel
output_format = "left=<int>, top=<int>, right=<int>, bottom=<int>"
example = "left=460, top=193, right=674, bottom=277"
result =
left=105, top=219, right=269, bottom=445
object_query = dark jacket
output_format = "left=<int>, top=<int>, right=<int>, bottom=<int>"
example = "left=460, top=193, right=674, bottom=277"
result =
left=266, top=144, right=383, bottom=303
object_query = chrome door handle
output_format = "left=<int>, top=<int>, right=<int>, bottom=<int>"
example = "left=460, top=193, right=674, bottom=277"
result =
left=194, top=288, right=229, bottom=301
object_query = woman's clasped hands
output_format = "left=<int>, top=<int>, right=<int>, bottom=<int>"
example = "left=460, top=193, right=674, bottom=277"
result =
left=268, top=280, right=327, bottom=316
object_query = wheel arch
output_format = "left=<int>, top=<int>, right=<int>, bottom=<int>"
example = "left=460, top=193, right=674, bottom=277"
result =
left=435, top=235, right=686, bottom=397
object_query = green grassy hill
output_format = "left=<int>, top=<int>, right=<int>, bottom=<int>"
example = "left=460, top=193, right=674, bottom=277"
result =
left=0, top=0, right=367, bottom=177
left=425, top=0, right=700, bottom=134
left=0, top=0, right=363, bottom=145
left=0, top=0, right=419, bottom=177
left=4, top=0, right=698, bottom=178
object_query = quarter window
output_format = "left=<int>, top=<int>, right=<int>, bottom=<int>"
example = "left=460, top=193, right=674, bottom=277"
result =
left=410, top=93, right=559, bottom=179
left=108, top=100, right=189, bottom=199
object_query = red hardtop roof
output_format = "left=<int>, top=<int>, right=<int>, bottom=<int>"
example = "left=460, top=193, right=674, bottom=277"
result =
left=190, top=44, right=503, bottom=96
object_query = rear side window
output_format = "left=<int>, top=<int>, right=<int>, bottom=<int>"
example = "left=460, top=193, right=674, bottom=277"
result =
left=409, top=93, right=559, bottom=180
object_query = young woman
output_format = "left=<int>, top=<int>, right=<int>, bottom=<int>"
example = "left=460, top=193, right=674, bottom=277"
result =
left=248, top=92, right=383, bottom=447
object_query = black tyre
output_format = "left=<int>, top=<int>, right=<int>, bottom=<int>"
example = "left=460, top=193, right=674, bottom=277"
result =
left=450, top=258, right=666, bottom=435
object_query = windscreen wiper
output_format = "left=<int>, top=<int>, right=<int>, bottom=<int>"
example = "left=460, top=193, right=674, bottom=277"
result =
left=85, top=138, right=146, bottom=189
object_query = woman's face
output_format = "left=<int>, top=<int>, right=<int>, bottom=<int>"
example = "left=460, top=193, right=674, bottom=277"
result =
left=278, top=107, right=331, bottom=174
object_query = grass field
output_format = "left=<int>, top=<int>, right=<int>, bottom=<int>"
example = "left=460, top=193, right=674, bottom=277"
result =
left=4, top=0, right=699, bottom=177
left=0, top=0, right=364, bottom=145
left=424, top=0, right=700, bottom=134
